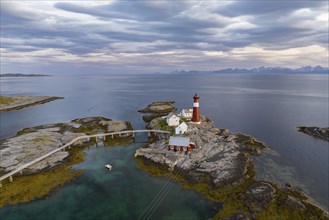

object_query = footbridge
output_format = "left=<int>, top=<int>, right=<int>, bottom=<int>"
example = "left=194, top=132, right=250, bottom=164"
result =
left=0, top=130, right=170, bottom=186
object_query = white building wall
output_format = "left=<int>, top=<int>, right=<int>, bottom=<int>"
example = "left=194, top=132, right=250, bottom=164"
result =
left=181, top=109, right=193, bottom=118
left=167, top=115, right=180, bottom=126
left=175, top=122, right=188, bottom=135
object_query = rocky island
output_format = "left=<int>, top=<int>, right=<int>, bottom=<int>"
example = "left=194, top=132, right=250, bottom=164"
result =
left=0, top=96, right=63, bottom=112
left=136, top=101, right=329, bottom=219
left=0, top=116, right=133, bottom=207
left=138, top=100, right=176, bottom=122
left=297, top=126, right=329, bottom=141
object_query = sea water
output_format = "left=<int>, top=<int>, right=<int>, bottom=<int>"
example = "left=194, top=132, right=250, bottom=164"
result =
left=1, top=73, right=328, bottom=218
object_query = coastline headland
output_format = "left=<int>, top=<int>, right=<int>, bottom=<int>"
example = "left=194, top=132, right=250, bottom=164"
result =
left=297, top=126, right=329, bottom=141
left=0, top=96, right=63, bottom=112
left=136, top=101, right=329, bottom=219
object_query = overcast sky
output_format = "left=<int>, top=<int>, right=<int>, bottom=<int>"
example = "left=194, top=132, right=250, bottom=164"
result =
left=1, top=0, right=328, bottom=74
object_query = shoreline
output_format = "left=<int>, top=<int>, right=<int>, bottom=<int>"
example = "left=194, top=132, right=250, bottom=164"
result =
left=0, top=117, right=134, bottom=208
left=0, top=96, right=64, bottom=112
left=136, top=101, right=329, bottom=219
left=135, top=121, right=329, bottom=219
left=0, top=138, right=135, bottom=208
left=1, top=102, right=328, bottom=218
left=297, top=126, right=329, bottom=142
left=0, top=146, right=85, bottom=208
left=135, top=157, right=329, bottom=220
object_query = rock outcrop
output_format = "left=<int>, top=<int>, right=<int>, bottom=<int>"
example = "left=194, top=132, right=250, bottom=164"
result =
left=135, top=103, right=329, bottom=219
left=138, top=101, right=176, bottom=122
left=297, top=126, right=329, bottom=141
left=135, top=115, right=266, bottom=187
left=0, top=117, right=132, bottom=174
left=244, top=182, right=276, bottom=210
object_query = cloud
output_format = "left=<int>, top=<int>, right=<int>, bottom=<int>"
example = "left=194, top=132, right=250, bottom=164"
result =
left=1, top=0, right=328, bottom=74
left=216, top=0, right=325, bottom=17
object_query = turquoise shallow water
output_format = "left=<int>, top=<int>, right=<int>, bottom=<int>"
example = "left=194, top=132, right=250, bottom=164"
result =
left=0, top=138, right=218, bottom=220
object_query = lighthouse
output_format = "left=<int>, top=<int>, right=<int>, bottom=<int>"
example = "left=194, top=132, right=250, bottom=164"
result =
left=191, top=93, right=201, bottom=124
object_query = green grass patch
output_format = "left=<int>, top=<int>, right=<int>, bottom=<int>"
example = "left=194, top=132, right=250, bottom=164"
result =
left=180, top=118, right=190, bottom=123
left=157, top=118, right=175, bottom=134
left=0, top=96, right=18, bottom=105
left=103, top=137, right=134, bottom=146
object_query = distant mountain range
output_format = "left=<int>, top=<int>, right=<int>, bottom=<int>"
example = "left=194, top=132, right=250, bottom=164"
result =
left=170, top=66, right=329, bottom=74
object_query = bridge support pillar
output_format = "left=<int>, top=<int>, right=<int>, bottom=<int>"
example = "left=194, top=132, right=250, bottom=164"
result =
left=119, top=133, right=122, bottom=137
left=0, top=182, right=2, bottom=188
left=132, top=132, right=135, bottom=142
left=111, top=134, right=113, bottom=139
left=19, top=170, right=23, bottom=175
left=68, top=146, right=71, bottom=150
left=9, top=176, right=13, bottom=183
left=148, top=132, right=151, bottom=137
left=95, top=136, right=98, bottom=142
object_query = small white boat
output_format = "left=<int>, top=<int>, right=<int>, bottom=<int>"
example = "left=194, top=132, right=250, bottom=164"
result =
left=105, top=164, right=112, bottom=171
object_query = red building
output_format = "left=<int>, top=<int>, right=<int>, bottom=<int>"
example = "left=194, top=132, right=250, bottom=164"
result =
left=168, top=136, right=195, bottom=155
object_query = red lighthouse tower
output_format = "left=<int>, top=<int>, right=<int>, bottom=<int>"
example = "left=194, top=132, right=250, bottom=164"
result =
left=191, top=93, right=201, bottom=124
